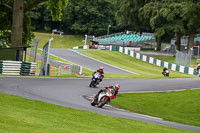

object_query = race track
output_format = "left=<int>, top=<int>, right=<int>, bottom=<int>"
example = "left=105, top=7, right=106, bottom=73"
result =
left=50, top=49, right=135, bottom=74
left=0, top=76, right=200, bottom=132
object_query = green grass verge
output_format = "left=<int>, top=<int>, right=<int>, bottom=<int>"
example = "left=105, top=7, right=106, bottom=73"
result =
left=110, top=89, right=200, bottom=127
left=34, top=32, right=84, bottom=49
left=78, top=50, right=197, bottom=78
left=0, top=93, right=196, bottom=133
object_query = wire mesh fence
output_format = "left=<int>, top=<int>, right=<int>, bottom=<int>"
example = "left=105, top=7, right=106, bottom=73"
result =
left=29, top=39, right=39, bottom=62
left=175, top=50, right=192, bottom=67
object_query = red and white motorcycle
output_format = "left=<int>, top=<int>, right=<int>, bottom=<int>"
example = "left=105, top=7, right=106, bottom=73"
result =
left=91, top=88, right=115, bottom=108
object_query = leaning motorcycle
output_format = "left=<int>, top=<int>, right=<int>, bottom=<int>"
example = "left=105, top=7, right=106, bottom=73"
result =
left=163, top=70, right=169, bottom=77
left=89, top=72, right=101, bottom=87
left=91, top=88, right=115, bottom=108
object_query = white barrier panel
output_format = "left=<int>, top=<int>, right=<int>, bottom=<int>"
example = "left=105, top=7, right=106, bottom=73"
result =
left=130, top=51, right=134, bottom=57
left=136, top=53, right=140, bottom=59
left=149, top=57, right=154, bottom=64
left=119, top=47, right=123, bottom=52
left=143, top=55, right=147, bottom=62
left=125, top=48, right=128, bottom=54
left=73, top=46, right=79, bottom=49
left=164, top=62, right=169, bottom=68
left=171, top=64, right=176, bottom=71
left=189, top=68, right=194, bottom=75
left=156, top=60, right=161, bottom=66
left=109, top=45, right=112, bottom=51
left=180, top=65, right=185, bottom=73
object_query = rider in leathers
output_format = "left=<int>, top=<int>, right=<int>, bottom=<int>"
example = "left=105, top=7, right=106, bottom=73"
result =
left=93, top=66, right=104, bottom=81
left=94, top=84, right=120, bottom=101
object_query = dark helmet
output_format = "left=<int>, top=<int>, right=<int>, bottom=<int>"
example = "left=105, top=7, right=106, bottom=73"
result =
left=114, top=84, right=120, bottom=91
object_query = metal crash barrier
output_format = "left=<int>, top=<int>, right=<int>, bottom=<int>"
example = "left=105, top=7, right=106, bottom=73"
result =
left=0, top=60, right=37, bottom=76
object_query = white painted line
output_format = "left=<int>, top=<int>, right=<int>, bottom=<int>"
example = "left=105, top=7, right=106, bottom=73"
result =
left=106, top=104, right=162, bottom=120
left=119, top=88, right=200, bottom=94
left=72, top=50, right=138, bottom=75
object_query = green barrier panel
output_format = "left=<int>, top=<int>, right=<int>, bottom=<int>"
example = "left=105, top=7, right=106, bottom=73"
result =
left=146, top=56, right=150, bottom=63
left=20, top=62, right=31, bottom=75
left=194, top=69, right=198, bottom=75
left=161, top=61, right=164, bottom=67
left=128, top=50, right=130, bottom=56
left=168, top=63, right=172, bottom=69
left=184, top=67, right=189, bottom=74
left=112, top=46, right=119, bottom=51
left=134, top=52, right=136, bottom=58
left=153, top=58, right=157, bottom=65
left=140, top=54, right=143, bottom=60
left=176, top=65, right=180, bottom=71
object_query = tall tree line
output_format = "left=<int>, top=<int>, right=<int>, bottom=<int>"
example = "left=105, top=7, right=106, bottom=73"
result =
left=1, top=0, right=200, bottom=52
left=116, top=0, right=200, bottom=51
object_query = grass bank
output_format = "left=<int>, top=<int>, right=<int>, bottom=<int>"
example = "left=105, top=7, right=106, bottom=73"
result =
left=78, top=50, right=197, bottom=78
left=110, top=89, right=200, bottom=126
left=34, top=32, right=84, bottom=49
left=0, top=93, right=196, bottom=133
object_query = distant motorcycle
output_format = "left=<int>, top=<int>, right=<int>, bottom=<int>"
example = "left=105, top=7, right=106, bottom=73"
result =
left=89, top=72, right=101, bottom=87
left=91, top=88, right=115, bottom=108
left=163, top=70, right=169, bottom=77
left=198, top=70, right=200, bottom=77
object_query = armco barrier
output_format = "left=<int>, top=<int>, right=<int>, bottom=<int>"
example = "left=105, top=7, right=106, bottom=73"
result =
left=117, top=46, right=197, bottom=75
left=0, top=60, right=37, bottom=76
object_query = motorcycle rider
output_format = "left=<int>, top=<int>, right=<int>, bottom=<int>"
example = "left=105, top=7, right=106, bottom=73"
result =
left=197, top=64, right=200, bottom=76
left=93, top=66, right=104, bottom=81
left=94, top=84, right=120, bottom=102
left=162, top=67, right=168, bottom=75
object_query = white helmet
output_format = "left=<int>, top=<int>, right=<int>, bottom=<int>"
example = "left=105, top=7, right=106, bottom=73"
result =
left=99, top=66, right=104, bottom=70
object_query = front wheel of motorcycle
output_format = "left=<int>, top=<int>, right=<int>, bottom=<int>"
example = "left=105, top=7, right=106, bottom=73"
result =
left=98, top=98, right=109, bottom=108
left=91, top=99, right=96, bottom=106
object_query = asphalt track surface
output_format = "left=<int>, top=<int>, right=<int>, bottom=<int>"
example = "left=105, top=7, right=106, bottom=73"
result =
left=0, top=77, right=200, bottom=132
left=50, top=48, right=134, bottom=74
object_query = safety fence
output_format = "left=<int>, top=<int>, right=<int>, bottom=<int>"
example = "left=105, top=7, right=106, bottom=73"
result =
left=0, top=60, right=37, bottom=75
left=117, top=47, right=197, bottom=75
left=28, top=50, right=82, bottom=75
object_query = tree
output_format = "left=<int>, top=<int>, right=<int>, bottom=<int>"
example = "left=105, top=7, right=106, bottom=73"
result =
left=0, top=0, right=68, bottom=60
left=62, top=0, right=116, bottom=35
left=116, top=0, right=151, bottom=32
left=181, top=0, right=200, bottom=50
left=140, top=0, right=185, bottom=51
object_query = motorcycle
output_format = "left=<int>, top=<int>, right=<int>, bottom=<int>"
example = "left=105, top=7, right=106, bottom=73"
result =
left=91, top=88, right=115, bottom=108
left=198, top=69, right=200, bottom=77
left=89, top=72, right=101, bottom=87
left=163, top=70, right=169, bottom=77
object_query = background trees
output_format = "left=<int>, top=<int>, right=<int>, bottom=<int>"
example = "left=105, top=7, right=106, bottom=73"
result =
left=0, top=0, right=200, bottom=52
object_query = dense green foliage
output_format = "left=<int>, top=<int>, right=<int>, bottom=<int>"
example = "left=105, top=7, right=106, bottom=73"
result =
left=110, top=89, right=200, bottom=126
left=29, top=0, right=118, bottom=35
left=1, top=0, right=200, bottom=49
left=0, top=0, right=68, bottom=47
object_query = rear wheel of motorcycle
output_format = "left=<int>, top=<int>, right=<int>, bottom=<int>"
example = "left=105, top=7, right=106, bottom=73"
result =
left=98, top=98, right=108, bottom=108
